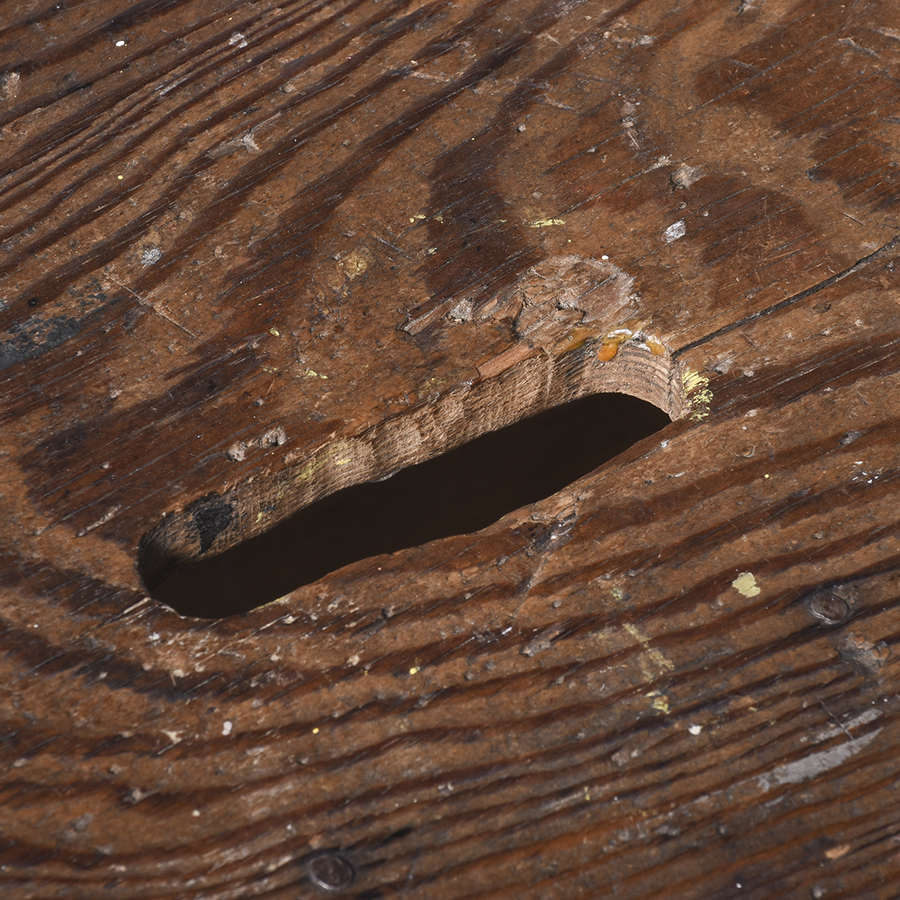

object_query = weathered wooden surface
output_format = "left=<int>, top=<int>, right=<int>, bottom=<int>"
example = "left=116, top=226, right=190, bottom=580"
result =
left=3, top=0, right=900, bottom=897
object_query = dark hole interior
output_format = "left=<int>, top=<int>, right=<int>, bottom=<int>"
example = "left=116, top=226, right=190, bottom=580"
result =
left=149, top=392, right=670, bottom=618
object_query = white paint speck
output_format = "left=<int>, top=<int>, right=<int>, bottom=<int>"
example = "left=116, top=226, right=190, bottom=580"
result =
left=756, top=729, right=881, bottom=791
left=664, top=220, right=686, bottom=242
left=0, top=72, right=20, bottom=100
left=688, top=724, right=703, bottom=735
left=814, top=708, right=880, bottom=742
left=222, top=720, right=233, bottom=736
left=141, top=247, right=162, bottom=267
left=115, top=40, right=126, bottom=47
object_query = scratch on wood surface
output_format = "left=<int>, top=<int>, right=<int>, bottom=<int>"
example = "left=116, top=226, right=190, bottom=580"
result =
left=107, top=274, right=202, bottom=342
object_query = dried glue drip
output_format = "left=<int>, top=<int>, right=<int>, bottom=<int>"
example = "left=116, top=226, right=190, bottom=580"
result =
left=596, top=326, right=666, bottom=364
left=552, top=326, right=596, bottom=354
left=597, top=342, right=619, bottom=362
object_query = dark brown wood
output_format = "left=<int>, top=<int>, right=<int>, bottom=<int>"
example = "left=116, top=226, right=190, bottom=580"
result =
left=3, top=0, right=900, bottom=897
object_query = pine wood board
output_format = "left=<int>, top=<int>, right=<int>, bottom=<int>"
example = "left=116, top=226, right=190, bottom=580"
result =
left=2, top=0, right=900, bottom=897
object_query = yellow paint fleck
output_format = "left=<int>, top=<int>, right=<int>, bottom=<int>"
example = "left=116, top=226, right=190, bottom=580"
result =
left=408, top=213, right=426, bottom=223
left=299, top=369, right=328, bottom=379
left=335, top=458, right=350, bottom=466
left=647, top=648, right=673, bottom=673
left=258, top=593, right=293, bottom=608
left=269, top=327, right=280, bottom=337
left=637, top=657, right=656, bottom=684
left=682, top=369, right=707, bottom=392
left=294, top=441, right=349, bottom=484
left=825, top=843, right=851, bottom=861
left=117, top=174, right=124, bottom=180
left=529, top=217, right=566, bottom=227
left=649, top=692, right=670, bottom=714
left=409, top=666, right=420, bottom=675
left=682, top=369, right=712, bottom=420
left=341, top=250, right=369, bottom=278
left=312, top=727, right=319, bottom=735
left=732, top=572, right=761, bottom=597
left=625, top=623, right=675, bottom=680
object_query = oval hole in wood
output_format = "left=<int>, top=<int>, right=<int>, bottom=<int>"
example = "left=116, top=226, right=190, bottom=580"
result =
left=144, top=393, right=669, bottom=619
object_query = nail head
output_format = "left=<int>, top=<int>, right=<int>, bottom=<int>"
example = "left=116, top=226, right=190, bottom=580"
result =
left=308, top=853, right=355, bottom=892
left=805, top=588, right=850, bottom=625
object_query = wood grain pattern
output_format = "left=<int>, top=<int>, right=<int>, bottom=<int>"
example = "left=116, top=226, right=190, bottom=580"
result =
left=3, top=0, right=900, bottom=897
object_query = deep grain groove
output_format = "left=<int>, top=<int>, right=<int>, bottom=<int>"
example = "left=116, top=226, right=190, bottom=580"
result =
left=675, top=235, right=900, bottom=356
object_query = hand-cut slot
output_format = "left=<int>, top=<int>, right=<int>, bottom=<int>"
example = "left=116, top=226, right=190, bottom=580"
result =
left=144, top=392, right=669, bottom=618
